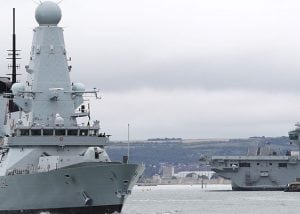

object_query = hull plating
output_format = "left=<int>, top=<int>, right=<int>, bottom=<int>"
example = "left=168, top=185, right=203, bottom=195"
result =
left=0, top=204, right=122, bottom=214
left=0, top=162, right=143, bottom=213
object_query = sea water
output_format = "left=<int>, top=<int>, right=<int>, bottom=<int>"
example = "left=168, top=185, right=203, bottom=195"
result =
left=121, top=185, right=300, bottom=214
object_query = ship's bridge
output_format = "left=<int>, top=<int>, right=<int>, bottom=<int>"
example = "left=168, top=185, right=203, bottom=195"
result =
left=289, top=123, right=300, bottom=145
left=15, top=126, right=102, bottom=137
left=7, top=125, right=109, bottom=147
left=289, top=131, right=298, bottom=141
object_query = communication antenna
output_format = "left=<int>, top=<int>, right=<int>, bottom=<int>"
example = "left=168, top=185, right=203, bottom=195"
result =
left=127, top=123, right=130, bottom=163
left=6, top=8, right=21, bottom=113
left=7, top=8, right=21, bottom=84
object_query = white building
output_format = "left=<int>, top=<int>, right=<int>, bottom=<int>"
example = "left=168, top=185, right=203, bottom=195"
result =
left=174, top=171, right=215, bottom=179
left=162, top=165, right=174, bottom=178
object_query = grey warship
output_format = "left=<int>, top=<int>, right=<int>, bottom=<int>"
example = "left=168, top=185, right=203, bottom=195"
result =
left=0, top=1, right=144, bottom=213
left=208, top=131, right=300, bottom=191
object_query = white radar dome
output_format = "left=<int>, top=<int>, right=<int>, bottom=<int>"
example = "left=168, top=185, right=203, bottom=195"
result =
left=55, top=114, right=64, bottom=126
left=11, top=83, right=25, bottom=95
left=72, top=83, right=85, bottom=93
left=35, top=1, right=62, bottom=26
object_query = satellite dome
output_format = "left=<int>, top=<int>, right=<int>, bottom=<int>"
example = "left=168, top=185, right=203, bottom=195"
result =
left=72, top=83, right=85, bottom=95
left=35, top=1, right=62, bottom=26
left=11, top=83, right=25, bottom=95
left=55, top=113, right=64, bottom=126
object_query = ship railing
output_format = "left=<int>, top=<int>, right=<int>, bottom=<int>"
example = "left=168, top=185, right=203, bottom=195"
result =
left=6, top=165, right=38, bottom=176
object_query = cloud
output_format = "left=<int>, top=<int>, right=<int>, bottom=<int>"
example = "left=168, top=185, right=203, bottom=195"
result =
left=90, top=89, right=300, bottom=140
left=70, top=51, right=300, bottom=93
left=61, top=0, right=300, bottom=92
left=2, top=0, right=300, bottom=93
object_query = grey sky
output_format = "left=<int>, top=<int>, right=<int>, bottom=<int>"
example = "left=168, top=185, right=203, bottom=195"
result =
left=1, top=0, right=300, bottom=139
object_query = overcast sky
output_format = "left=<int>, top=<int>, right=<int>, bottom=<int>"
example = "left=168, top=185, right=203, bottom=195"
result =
left=1, top=0, right=300, bottom=140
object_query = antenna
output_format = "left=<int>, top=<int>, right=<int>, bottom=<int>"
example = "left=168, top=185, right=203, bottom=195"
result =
left=127, top=123, right=130, bottom=163
left=7, top=8, right=21, bottom=84
left=7, top=8, right=21, bottom=113
left=12, top=8, right=16, bottom=84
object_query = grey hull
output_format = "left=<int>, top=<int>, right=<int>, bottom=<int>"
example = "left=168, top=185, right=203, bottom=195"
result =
left=0, top=205, right=123, bottom=214
left=231, top=186, right=284, bottom=191
left=0, top=162, right=143, bottom=213
left=231, top=182, right=285, bottom=191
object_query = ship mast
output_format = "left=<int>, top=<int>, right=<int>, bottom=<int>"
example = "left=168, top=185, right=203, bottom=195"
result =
left=12, top=8, right=17, bottom=84
left=7, top=8, right=21, bottom=84
left=7, top=8, right=21, bottom=113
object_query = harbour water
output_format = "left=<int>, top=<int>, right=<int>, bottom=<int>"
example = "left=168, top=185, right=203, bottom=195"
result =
left=122, top=185, right=300, bottom=214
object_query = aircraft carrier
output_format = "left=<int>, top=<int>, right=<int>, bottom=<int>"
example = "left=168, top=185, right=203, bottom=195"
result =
left=0, top=1, right=144, bottom=213
left=208, top=126, right=300, bottom=191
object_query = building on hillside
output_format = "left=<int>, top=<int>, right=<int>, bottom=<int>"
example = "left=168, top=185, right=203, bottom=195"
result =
left=162, top=165, right=174, bottom=178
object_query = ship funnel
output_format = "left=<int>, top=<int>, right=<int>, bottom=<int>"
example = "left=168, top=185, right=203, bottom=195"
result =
left=81, top=191, right=92, bottom=206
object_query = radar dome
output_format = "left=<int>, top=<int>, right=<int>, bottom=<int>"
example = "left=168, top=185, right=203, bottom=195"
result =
left=55, top=114, right=64, bottom=126
left=72, top=83, right=85, bottom=94
left=11, top=83, right=25, bottom=95
left=35, top=1, right=62, bottom=26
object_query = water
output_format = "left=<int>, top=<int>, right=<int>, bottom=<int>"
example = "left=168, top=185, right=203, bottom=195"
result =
left=122, top=185, right=300, bottom=214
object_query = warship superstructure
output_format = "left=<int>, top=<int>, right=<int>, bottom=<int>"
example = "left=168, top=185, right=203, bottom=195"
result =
left=0, top=1, right=144, bottom=213
left=208, top=132, right=300, bottom=191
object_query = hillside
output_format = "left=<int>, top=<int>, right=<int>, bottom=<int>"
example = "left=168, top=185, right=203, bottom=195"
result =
left=106, top=136, right=296, bottom=177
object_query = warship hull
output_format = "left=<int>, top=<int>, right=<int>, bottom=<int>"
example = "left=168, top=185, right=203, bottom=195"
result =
left=0, top=205, right=123, bottom=214
left=231, top=183, right=284, bottom=191
left=0, top=162, right=143, bottom=214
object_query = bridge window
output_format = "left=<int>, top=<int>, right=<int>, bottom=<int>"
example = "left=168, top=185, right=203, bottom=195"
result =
left=89, top=129, right=98, bottom=136
left=239, top=162, right=250, bottom=167
left=79, top=129, right=88, bottom=136
left=67, top=129, right=78, bottom=136
left=289, top=133, right=298, bottom=140
left=43, top=129, right=53, bottom=136
left=31, top=129, right=41, bottom=136
left=20, top=129, right=29, bottom=136
left=278, top=163, right=287, bottom=168
left=55, top=129, right=66, bottom=136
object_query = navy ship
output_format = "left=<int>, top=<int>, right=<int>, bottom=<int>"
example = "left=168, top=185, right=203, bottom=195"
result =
left=208, top=131, right=300, bottom=191
left=0, top=1, right=144, bottom=213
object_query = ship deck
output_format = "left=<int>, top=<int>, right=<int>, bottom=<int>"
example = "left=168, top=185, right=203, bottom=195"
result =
left=210, top=155, right=294, bottom=161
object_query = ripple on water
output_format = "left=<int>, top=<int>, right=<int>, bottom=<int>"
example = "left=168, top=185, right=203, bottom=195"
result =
left=122, top=184, right=300, bottom=214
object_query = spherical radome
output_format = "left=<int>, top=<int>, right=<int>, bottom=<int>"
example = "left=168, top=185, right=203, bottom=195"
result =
left=11, top=83, right=25, bottom=95
left=35, top=1, right=62, bottom=26
left=55, top=114, right=64, bottom=126
left=72, top=83, right=86, bottom=93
